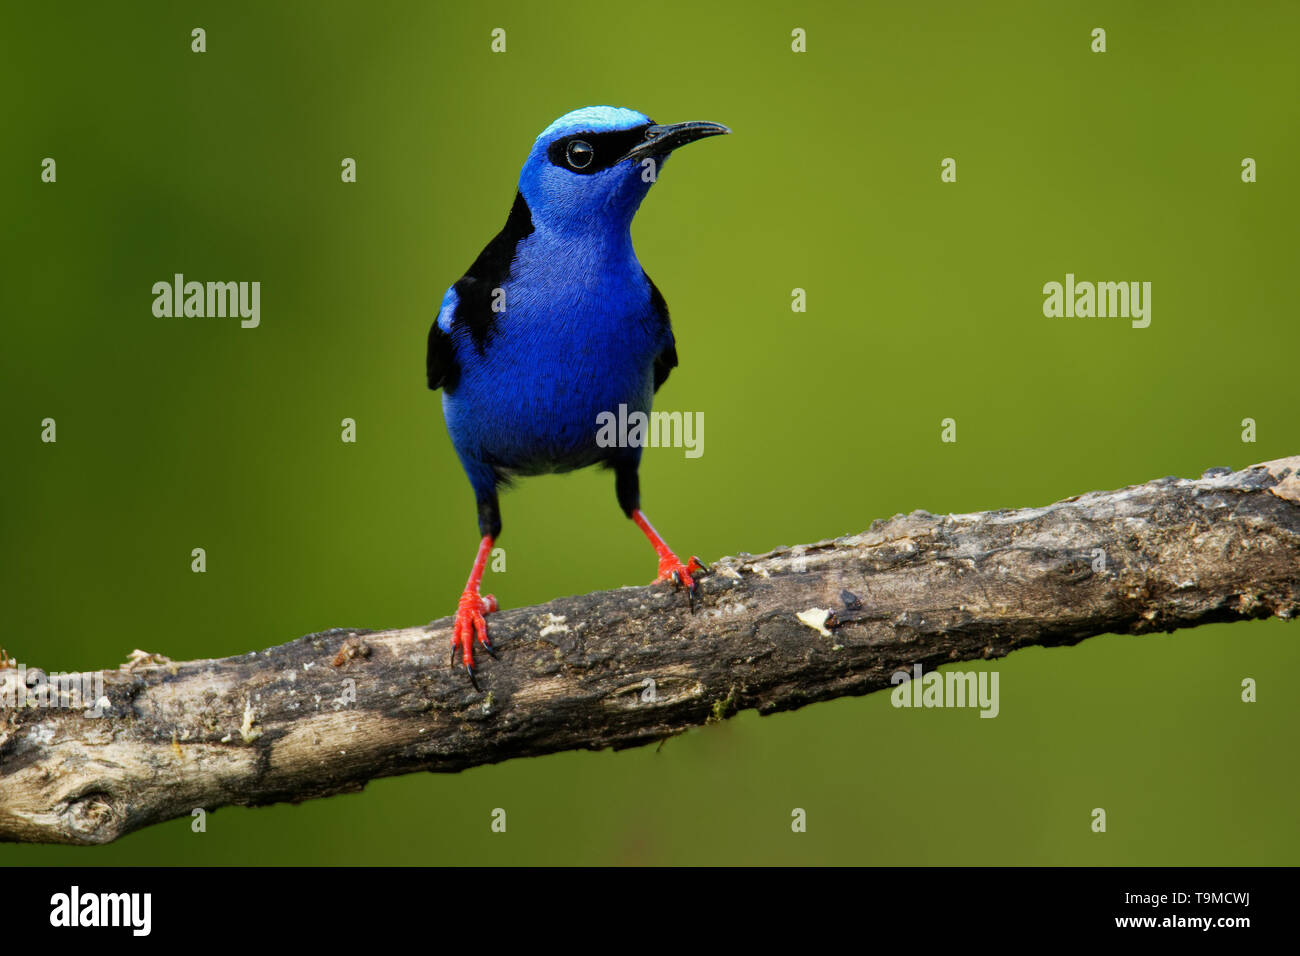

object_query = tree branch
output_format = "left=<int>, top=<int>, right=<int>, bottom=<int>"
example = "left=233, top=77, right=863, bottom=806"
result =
left=3, top=457, right=1298, bottom=845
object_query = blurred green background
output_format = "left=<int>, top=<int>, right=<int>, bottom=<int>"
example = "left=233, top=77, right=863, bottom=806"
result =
left=2, top=0, right=1297, bottom=864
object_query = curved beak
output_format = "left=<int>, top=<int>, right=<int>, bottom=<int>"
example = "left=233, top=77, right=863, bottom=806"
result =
left=620, top=121, right=731, bottom=163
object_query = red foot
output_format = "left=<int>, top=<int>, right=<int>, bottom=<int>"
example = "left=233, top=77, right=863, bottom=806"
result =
left=654, top=553, right=708, bottom=591
left=451, top=589, right=498, bottom=673
left=449, top=535, right=498, bottom=679
left=633, top=509, right=709, bottom=608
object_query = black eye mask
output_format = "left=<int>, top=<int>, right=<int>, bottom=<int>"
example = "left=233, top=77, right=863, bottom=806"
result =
left=546, top=125, right=655, bottom=175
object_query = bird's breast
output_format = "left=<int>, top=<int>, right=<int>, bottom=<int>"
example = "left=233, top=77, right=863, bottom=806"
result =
left=443, top=282, right=663, bottom=472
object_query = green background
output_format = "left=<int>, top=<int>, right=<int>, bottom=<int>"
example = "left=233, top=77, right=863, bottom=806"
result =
left=3, top=0, right=1297, bottom=864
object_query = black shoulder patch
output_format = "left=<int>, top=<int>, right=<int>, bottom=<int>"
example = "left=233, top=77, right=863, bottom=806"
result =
left=426, top=319, right=458, bottom=391
left=645, top=272, right=678, bottom=392
left=452, top=190, right=535, bottom=355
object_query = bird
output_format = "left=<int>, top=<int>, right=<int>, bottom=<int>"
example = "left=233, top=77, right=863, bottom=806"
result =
left=426, top=105, right=730, bottom=678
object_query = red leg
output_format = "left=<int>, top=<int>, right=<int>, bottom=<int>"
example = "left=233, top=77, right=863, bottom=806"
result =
left=631, top=509, right=709, bottom=602
left=451, top=535, right=499, bottom=675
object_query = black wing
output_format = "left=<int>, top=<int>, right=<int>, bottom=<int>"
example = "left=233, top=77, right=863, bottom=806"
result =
left=645, top=272, right=678, bottom=392
left=426, top=318, right=457, bottom=392
left=426, top=191, right=536, bottom=393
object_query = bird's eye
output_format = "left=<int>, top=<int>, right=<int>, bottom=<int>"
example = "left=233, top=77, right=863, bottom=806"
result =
left=566, top=140, right=594, bottom=169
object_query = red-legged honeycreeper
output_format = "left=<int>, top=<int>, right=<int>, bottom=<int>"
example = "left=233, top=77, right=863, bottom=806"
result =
left=426, top=106, right=730, bottom=678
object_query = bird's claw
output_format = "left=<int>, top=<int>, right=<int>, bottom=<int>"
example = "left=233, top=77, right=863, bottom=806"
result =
left=655, top=555, right=709, bottom=610
left=451, top=589, right=497, bottom=676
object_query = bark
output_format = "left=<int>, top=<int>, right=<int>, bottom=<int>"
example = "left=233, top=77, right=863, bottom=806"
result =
left=2, top=457, right=1297, bottom=845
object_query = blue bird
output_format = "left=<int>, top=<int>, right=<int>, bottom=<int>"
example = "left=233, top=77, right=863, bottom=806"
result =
left=427, top=105, right=730, bottom=676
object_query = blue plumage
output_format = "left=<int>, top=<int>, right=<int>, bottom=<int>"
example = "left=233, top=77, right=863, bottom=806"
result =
left=427, top=105, right=729, bottom=676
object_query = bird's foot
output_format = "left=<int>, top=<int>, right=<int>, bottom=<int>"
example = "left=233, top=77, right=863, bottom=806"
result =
left=654, top=553, right=710, bottom=609
left=451, top=589, right=498, bottom=677
left=630, top=509, right=709, bottom=610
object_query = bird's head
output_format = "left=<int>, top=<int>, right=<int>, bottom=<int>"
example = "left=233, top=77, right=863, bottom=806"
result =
left=518, top=106, right=729, bottom=236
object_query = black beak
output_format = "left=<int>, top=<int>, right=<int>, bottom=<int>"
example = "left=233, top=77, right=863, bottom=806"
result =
left=621, top=121, right=731, bottom=163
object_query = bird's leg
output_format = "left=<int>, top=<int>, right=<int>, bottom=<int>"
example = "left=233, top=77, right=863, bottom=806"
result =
left=631, top=509, right=709, bottom=606
left=451, top=535, right=498, bottom=675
